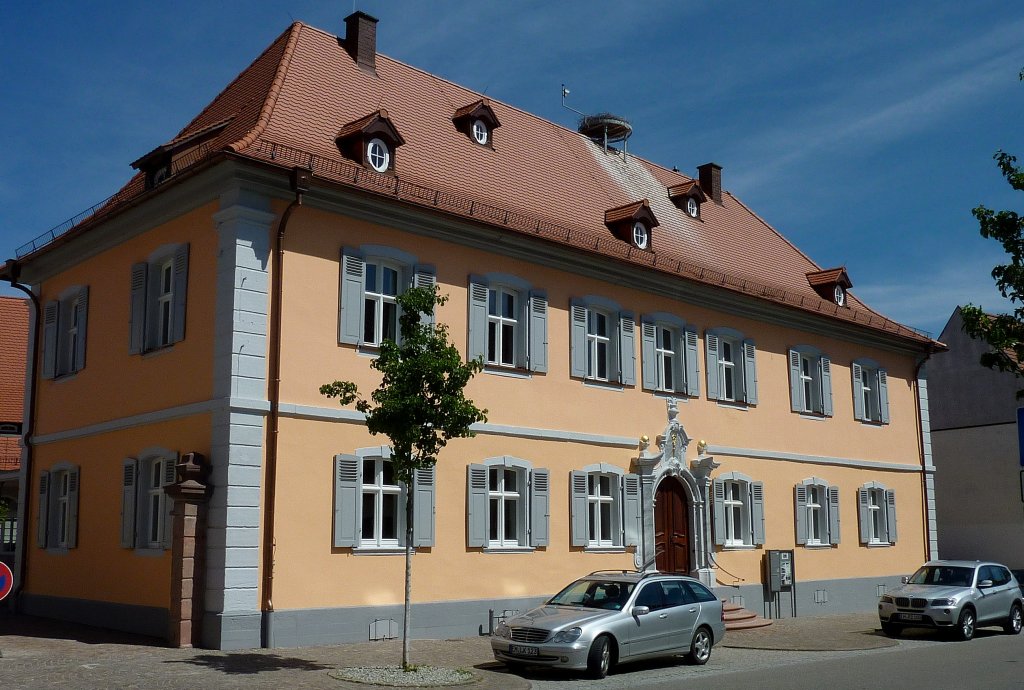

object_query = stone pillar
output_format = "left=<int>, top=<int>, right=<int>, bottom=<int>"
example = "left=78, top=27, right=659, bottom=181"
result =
left=166, top=452, right=212, bottom=647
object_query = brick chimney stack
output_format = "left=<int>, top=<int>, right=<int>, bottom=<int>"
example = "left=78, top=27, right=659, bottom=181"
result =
left=344, top=11, right=378, bottom=73
left=697, top=162, right=722, bottom=204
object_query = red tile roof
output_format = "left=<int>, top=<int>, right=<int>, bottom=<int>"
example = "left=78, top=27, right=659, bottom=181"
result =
left=15, top=20, right=933, bottom=347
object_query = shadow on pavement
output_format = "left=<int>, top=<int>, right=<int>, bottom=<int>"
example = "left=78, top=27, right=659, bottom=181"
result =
left=0, top=609, right=166, bottom=647
left=165, top=653, right=333, bottom=675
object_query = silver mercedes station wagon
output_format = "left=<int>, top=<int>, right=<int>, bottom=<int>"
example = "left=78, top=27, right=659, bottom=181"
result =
left=491, top=570, right=726, bottom=678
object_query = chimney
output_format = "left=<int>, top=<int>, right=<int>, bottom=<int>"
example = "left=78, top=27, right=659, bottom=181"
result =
left=697, top=162, right=722, bottom=204
left=344, top=11, right=378, bottom=73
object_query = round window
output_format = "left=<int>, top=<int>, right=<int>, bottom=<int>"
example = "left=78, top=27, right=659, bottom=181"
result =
left=834, top=285, right=846, bottom=306
left=471, top=119, right=489, bottom=145
left=632, top=222, right=649, bottom=250
left=367, top=138, right=390, bottom=172
left=686, top=197, right=699, bottom=218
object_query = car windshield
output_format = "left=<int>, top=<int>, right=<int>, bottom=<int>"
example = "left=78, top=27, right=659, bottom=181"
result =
left=908, top=565, right=975, bottom=587
left=548, top=579, right=636, bottom=610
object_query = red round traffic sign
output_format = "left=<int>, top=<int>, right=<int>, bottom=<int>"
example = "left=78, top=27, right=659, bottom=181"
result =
left=0, top=561, right=13, bottom=601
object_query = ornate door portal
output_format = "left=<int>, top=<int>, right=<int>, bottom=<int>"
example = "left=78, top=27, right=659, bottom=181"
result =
left=654, top=478, right=690, bottom=573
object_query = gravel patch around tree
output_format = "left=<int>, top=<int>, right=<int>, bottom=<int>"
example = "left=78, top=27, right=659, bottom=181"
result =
left=329, top=665, right=477, bottom=686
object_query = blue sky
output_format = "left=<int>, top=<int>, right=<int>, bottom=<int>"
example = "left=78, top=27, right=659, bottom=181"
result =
left=1, top=1, right=1022, bottom=338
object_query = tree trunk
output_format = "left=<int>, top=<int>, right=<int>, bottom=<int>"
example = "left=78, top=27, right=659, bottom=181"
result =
left=402, top=484, right=414, bottom=670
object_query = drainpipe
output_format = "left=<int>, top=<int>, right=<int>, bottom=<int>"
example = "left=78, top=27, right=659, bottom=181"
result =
left=3, top=261, right=42, bottom=608
left=261, top=167, right=310, bottom=645
left=913, top=345, right=938, bottom=561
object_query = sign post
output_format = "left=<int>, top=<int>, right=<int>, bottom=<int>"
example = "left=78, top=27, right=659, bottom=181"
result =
left=0, top=561, right=13, bottom=602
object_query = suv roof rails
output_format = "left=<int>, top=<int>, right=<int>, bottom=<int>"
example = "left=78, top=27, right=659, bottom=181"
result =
left=586, top=569, right=659, bottom=580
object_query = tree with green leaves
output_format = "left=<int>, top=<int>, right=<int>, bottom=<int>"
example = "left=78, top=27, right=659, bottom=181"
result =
left=320, top=285, right=487, bottom=671
left=960, top=69, right=1024, bottom=395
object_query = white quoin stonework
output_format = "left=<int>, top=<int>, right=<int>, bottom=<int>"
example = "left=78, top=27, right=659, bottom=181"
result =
left=634, top=398, right=719, bottom=587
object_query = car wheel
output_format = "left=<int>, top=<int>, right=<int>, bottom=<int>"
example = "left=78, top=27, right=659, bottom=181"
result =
left=955, top=608, right=976, bottom=641
left=1004, top=603, right=1023, bottom=635
left=687, top=626, right=713, bottom=665
left=880, top=621, right=901, bottom=637
left=586, top=635, right=613, bottom=679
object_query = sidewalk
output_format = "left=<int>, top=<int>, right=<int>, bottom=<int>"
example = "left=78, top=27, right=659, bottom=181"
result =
left=0, top=609, right=890, bottom=689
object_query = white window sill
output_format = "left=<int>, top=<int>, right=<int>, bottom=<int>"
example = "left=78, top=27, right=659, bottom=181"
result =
left=865, top=541, right=893, bottom=548
left=583, top=545, right=626, bottom=553
left=716, top=401, right=748, bottom=410
left=484, top=366, right=531, bottom=379
left=482, top=546, right=535, bottom=553
left=133, top=547, right=168, bottom=557
left=722, top=543, right=756, bottom=550
left=141, top=344, right=176, bottom=359
left=582, top=380, right=624, bottom=392
left=803, top=543, right=833, bottom=550
left=653, top=391, right=689, bottom=401
left=858, top=419, right=887, bottom=427
left=798, top=412, right=828, bottom=421
left=354, top=546, right=410, bottom=555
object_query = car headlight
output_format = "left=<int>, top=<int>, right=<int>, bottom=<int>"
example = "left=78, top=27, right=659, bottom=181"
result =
left=551, top=627, right=583, bottom=643
left=931, top=598, right=957, bottom=607
left=880, top=596, right=894, bottom=604
left=494, top=622, right=511, bottom=639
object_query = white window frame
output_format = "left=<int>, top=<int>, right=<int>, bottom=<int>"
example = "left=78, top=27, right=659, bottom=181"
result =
left=360, top=456, right=404, bottom=549
left=587, top=472, right=621, bottom=548
left=867, top=488, right=884, bottom=544
left=56, top=470, right=71, bottom=547
left=367, top=137, right=390, bottom=172
left=488, top=464, right=526, bottom=547
left=363, top=259, right=402, bottom=347
left=713, top=471, right=764, bottom=548
left=723, top=479, right=748, bottom=547
left=471, top=119, right=489, bottom=145
left=654, top=324, right=677, bottom=392
left=487, top=286, right=519, bottom=368
left=130, top=244, right=189, bottom=354
left=795, top=477, right=840, bottom=547
left=852, top=359, right=889, bottom=424
left=858, top=481, right=896, bottom=546
left=156, top=258, right=175, bottom=347
left=468, top=456, right=547, bottom=550
left=806, top=484, right=825, bottom=545
left=586, top=309, right=612, bottom=382
left=38, top=462, right=80, bottom=552
left=42, top=286, right=89, bottom=379
left=570, top=296, right=634, bottom=387
left=719, top=337, right=738, bottom=401
left=706, top=328, right=757, bottom=405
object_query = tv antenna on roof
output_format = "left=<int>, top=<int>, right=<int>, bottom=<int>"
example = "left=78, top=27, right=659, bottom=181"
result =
left=561, top=84, right=632, bottom=157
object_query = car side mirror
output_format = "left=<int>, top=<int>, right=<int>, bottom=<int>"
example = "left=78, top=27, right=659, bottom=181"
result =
left=978, top=579, right=994, bottom=589
left=900, top=576, right=909, bottom=584
left=631, top=605, right=650, bottom=617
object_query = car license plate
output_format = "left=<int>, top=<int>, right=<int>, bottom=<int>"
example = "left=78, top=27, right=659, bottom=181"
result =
left=509, top=644, right=539, bottom=657
left=900, top=613, right=923, bottom=621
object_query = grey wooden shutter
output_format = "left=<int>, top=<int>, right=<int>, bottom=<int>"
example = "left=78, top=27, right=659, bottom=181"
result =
left=528, top=291, right=548, bottom=373
left=413, top=466, right=436, bottom=547
left=885, top=488, right=897, bottom=543
left=41, top=301, right=58, bottom=380
left=878, top=370, right=890, bottom=424
left=712, top=479, right=726, bottom=546
left=339, top=249, right=365, bottom=345
left=857, top=488, right=870, bottom=544
left=742, top=339, right=758, bottom=404
left=162, top=457, right=177, bottom=549
left=467, top=279, right=488, bottom=363
left=618, top=313, right=635, bottom=386
left=794, top=485, right=808, bottom=545
left=333, top=454, right=360, bottom=547
left=530, top=468, right=550, bottom=547
left=820, top=355, right=833, bottom=417
left=37, top=471, right=50, bottom=548
left=120, top=459, right=138, bottom=548
left=789, top=350, right=802, bottom=412
left=67, top=467, right=80, bottom=548
left=569, top=302, right=587, bottom=378
left=570, top=470, right=588, bottom=546
left=623, top=474, right=641, bottom=546
left=171, top=244, right=189, bottom=343
left=129, top=263, right=148, bottom=354
left=827, top=485, right=841, bottom=545
left=75, top=287, right=89, bottom=371
left=413, top=265, right=437, bottom=327
left=705, top=333, right=720, bottom=400
left=640, top=320, right=657, bottom=390
left=467, top=464, right=488, bottom=547
left=751, top=481, right=765, bottom=546
left=851, top=363, right=865, bottom=420
left=684, top=327, right=700, bottom=397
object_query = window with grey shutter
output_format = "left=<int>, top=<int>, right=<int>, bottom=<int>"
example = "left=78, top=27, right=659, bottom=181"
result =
left=413, top=264, right=436, bottom=327
left=619, top=314, right=636, bottom=386
left=66, top=467, right=80, bottom=548
left=74, top=287, right=89, bottom=372
left=333, top=454, right=361, bottom=547
left=705, top=333, right=720, bottom=400
left=37, top=471, right=50, bottom=548
left=820, top=356, right=833, bottom=417
left=569, top=470, right=588, bottom=546
left=789, top=350, right=803, bottom=412
left=413, top=466, right=436, bottom=547
left=884, top=489, right=897, bottom=543
left=530, top=468, right=550, bottom=547
left=684, top=327, right=700, bottom=397
left=120, top=459, right=137, bottom=548
left=171, top=244, right=189, bottom=343
left=742, top=339, right=758, bottom=404
left=857, top=487, right=870, bottom=544
left=623, top=474, right=641, bottom=546
left=467, top=464, right=488, bottom=547
left=794, top=484, right=808, bottom=545
left=712, top=479, right=726, bottom=546
left=467, top=279, right=488, bottom=363
left=569, top=302, right=587, bottom=378
left=640, top=321, right=658, bottom=390
left=528, top=292, right=548, bottom=373
left=339, top=249, right=365, bottom=345
left=827, top=485, right=841, bottom=545
left=851, top=363, right=865, bottom=420
left=878, top=370, right=890, bottom=424
left=42, top=301, right=58, bottom=380
left=129, top=263, right=148, bottom=354
left=751, top=481, right=765, bottom=546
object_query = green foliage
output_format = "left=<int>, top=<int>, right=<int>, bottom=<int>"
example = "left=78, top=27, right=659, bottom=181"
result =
left=961, top=68, right=1024, bottom=396
left=320, top=285, right=487, bottom=484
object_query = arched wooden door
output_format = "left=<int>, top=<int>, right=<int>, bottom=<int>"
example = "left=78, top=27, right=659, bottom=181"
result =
left=654, top=478, right=690, bottom=573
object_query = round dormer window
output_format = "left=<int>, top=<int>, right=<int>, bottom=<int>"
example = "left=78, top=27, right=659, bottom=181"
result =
left=686, top=197, right=699, bottom=218
left=834, top=285, right=846, bottom=307
left=367, top=138, right=390, bottom=172
left=632, top=221, right=650, bottom=250
left=471, top=119, right=490, bottom=145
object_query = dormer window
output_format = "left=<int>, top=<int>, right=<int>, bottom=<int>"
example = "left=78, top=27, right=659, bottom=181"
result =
left=668, top=180, right=707, bottom=220
left=453, top=99, right=501, bottom=148
left=806, top=268, right=853, bottom=307
left=604, top=200, right=659, bottom=251
left=336, top=109, right=405, bottom=173
left=131, top=118, right=231, bottom=190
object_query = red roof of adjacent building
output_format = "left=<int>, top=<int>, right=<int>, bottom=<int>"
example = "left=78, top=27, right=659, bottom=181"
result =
left=0, top=296, right=29, bottom=471
left=9, top=19, right=934, bottom=347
